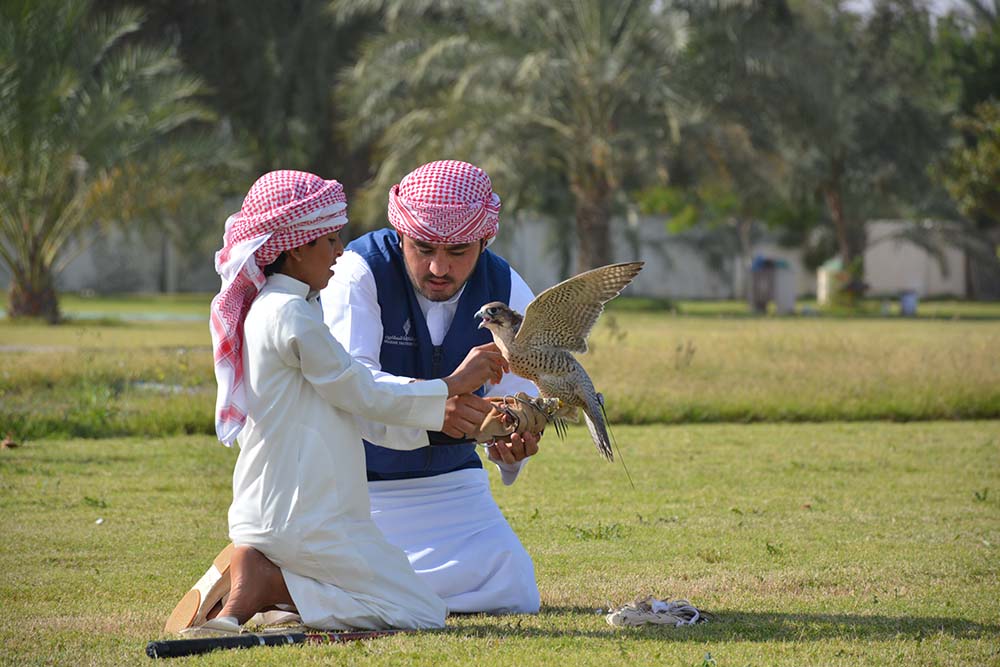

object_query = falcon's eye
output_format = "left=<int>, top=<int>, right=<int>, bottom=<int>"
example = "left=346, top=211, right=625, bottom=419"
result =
left=487, top=307, right=498, bottom=316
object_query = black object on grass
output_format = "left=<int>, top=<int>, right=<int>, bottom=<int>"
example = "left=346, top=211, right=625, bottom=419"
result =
left=147, top=629, right=407, bottom=658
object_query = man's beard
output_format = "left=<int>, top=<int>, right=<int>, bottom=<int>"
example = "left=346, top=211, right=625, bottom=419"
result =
left=415, top=275, right=459, bottom=301
left=403, top=261, right=461, bottom=302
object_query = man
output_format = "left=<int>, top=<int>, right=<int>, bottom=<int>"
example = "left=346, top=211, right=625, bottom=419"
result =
left=320, top=160, right=543, bottom=614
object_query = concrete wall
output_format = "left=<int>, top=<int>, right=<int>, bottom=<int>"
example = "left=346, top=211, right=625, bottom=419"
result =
left=863, top=221, right=966, bottom=297
left=493, top=216, right=966, bottom=299
left=0, top=217, right=968, bottom=299
left=491, top=215, right=814, bottom=299
left=30, top=228, right=217, bottom=294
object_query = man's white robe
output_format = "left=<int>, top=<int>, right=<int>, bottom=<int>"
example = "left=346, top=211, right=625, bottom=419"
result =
left=229, top=274, right=449, bottom=630
left=321, top=250, right=541, bottom=614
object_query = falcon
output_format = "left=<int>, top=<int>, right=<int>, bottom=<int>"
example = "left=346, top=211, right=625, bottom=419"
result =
left=475, top=261, right=644, bottom=460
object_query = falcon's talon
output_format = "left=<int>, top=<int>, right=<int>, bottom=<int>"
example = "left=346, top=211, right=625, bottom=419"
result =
left=498, top=405, right=520, bottom=430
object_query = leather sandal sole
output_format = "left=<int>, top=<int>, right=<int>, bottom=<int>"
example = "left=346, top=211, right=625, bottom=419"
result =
left=163, top=543, right=235, bottom=633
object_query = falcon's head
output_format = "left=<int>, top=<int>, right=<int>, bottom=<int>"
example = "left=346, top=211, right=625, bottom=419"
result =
left=475, top=302, right=523, bottom=339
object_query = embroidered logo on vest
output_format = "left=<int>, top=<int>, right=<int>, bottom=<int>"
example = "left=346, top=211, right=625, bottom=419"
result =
left=384, top=318, right=417, bottom=347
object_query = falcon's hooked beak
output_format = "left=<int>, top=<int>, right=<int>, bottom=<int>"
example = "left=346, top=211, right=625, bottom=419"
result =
left=475, top=306, right=490, bottom=329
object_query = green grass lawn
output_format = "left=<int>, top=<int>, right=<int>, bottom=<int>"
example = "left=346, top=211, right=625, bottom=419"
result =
left=1, top=421, right=997, bottom=666
left=60, top=292, right=212, bottom=319
left=43, top=292, right=1000, bottom=321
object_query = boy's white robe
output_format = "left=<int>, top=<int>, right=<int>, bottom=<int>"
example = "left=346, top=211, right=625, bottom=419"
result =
left=228, top=274, right=449, bottom=630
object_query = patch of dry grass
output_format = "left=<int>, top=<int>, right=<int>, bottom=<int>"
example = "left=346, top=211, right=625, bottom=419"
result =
left=587, top=314, right=1000, bottom=423
left=2, top=308, right=999, bottom=439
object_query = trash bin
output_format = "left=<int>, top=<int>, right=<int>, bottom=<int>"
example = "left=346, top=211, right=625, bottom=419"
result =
left=773, top=263, right=796, bottom=315
left=750, top=256, right=794, bottom=314
left=900, top=290, right=919, bottom=317
left=749, top=256, right=775, bottom=314
left=816, top=257, right=842, bottom=306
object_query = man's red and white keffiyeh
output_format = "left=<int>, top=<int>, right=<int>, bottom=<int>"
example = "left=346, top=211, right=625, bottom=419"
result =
left=388, top=160, right=501, bottom=245
left=210, top=170, right=348, bottom=445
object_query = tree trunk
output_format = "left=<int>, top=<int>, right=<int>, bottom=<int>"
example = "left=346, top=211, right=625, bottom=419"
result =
left=8, top=267, right=61, bottom=323
left=159, top=230, right=178, bottom=293
left=822, top=183, right=853, bottom=266
left=822, top=180, right=868, bottom=300
left=966, top=226, right=1000, bottom=299
left=572, top=184, right=614, bottom=273
left=735, top=217, right=753, bottom=300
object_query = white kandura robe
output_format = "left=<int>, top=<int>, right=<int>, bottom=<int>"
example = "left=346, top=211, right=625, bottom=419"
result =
left=321, top=250, right=542, bottom=614
left=228, top=274, right=449, bottom=630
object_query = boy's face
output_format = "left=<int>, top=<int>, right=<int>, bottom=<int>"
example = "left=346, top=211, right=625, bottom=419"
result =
left=400, top=235, right=485, bottom=302
left=288, top=231, right=345, bottom=291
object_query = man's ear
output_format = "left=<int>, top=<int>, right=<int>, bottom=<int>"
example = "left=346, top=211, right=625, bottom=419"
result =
left=286, top=246, right=304, bottom=262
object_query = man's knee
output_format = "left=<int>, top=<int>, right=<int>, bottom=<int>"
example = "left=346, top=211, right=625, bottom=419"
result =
left=490, top=545, right=540, bottom=614
left=507, top=583, right=541, bottom=614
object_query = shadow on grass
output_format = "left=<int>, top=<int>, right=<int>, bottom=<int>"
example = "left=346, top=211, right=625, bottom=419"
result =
left=448, top=607, right=999, bottom=642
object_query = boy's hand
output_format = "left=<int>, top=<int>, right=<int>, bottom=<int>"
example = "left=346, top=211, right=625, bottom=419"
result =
left=440, top=394, right=494, bottom=440
left=443, top=343, right=508, bottom=396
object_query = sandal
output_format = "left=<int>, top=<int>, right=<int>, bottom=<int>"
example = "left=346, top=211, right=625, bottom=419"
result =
left=164, top=543, right=235, bottom=633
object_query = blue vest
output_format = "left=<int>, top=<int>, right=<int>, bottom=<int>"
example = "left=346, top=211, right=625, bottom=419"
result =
left=348, top=229, right=512, bottom=480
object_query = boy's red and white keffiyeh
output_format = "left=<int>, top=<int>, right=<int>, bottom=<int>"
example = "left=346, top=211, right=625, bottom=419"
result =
left=388, top=160, right=501, bottom=245
left=210, top=170, right=348, bottom=445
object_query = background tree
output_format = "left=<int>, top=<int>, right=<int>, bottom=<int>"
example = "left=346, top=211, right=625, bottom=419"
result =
left=933, top=101, right=1000, bottom=296
left=935, top=0, right=1000, bottom=297
left=937, top=0, right=1000, bottom=116
left=681, top=0, right=954, bottom=294
left=0, top=0, right=241, bottom=321
left=339, top=0, right=685, bottom=272
left=939, top=101, right=1000, bottom=225
left=633, top=120, right=798, bottom=297
left=125, top=0, right=378, bottom=191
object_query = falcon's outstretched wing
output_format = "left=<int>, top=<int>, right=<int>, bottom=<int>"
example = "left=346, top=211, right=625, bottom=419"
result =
left=514, top=262, right=644, bottom=353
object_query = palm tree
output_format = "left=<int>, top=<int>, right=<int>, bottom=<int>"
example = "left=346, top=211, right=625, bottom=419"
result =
left=123, top=0, right=376, bottom=187
left=0, top=0, right=235, bottom=321
left=339, top=0, right=685, bottom=272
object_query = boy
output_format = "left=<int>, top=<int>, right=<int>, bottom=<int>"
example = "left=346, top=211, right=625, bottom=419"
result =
left=170, top=170, right=505, bottom=634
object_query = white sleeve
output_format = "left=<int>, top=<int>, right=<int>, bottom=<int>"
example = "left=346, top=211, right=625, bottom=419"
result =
left=276, top=302, right=448, bottom=442
left=320, top=251, right=431, bottom=449
left=486, top=265, right=540, bottom=485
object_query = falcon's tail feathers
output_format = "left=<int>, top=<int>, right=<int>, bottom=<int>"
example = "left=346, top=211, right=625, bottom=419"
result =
left=583, top=401, right=614, bottom=462
left=599, top=399, right=635, bottom=490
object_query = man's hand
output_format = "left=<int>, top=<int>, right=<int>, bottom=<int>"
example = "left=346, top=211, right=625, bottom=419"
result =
left=442, top=343, right=509, bottom=396
left=487, top=431, right=541, bottom=465
left=441, top=394, right=494, bottom=439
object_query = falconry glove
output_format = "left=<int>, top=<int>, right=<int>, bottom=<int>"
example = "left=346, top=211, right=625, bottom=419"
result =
left=474, top=392, right=563, bottom=443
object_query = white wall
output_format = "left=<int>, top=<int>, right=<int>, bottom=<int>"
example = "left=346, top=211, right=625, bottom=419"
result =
left=864, top=221, right=966, bottom=297
left=492, top=215, right=814, bottom=299
left=0, top=216, right=967, bottom=299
